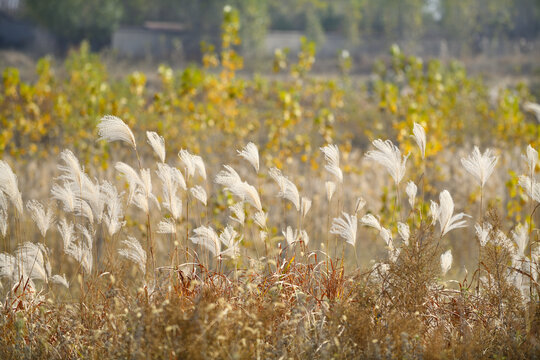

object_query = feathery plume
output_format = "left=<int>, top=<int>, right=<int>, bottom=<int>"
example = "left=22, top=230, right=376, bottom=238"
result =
left=0, top=160, right=23, bottom=214
left=17, top=242, right=50, bottom=282
left=115, top=162, right=143, bottom=203
left=178, top=149, right=206, bottom=179
left=398, top=222, right=410, bottom=246
left=461, top=146, right=498, bottom=187
left=412, top=122, right=426, bottom=158
left=512, top=223, right=529, bottom=258
left=215, top=165, right=242, bottom=188
left=364, top=139, right=409, bottom=185
left=354, top=197, right=366, bottom=214
left=50, top=274, right=69, bottom=288
left=157, top=218, right=176, bottom=234
left=101, top=181, right=125, bottom=236
left=229, top=202, right=245, bottom=225
left=237, top=142, right=260, bottom=173
left=146, top=131, right=166, bottom=163
left=522, top=144, right=538, bottom=173
left=406, top=181, right=417, bottom=209
left=190, top=186, right=207, bottom=206
left=330, top=212, right=358, bottom=247
left=269, top=167, right=300, bottom=211
left=57, top=149, right=85, bottom=189
left=219, top=225, right=241, bottom=259
left=97, top=115, right=137, bottom=149
left=518, top=175, right=540, bottom=202
left=282, top=226, right=309, bottom=247
left=325, top=181, right=336, bottom=202
left=119, top=236, right=147, bottom=275
left=64, top=225, right=93, bottom=274
left=26, top=200, right=55, bottom=237
left=51, top=182, right=77, bottom=213
left=437, top=190, right=470, bottom=236
left=360, top=214, right=381, bottom=231
left=191, top=226, right=221, bottom=256
left=430, top=200, right=440, bottom=225
left=441, top=250, right=452, bottom=276
left=380, top=227, right=393, bottom=247
left=0, top=209, right=7, bottom=237
left=301, top=197, right=312, bottom=218
left=157, top=163, right=184, bottom=220
left=253, top=211, right=267, bottom=229
left=57, top=218, right=75, bottom=250
left=475, top=222, right=492, bottom=247
left=320, top=144, right=343, bottom=182
left=0, top=252, right=16, bottom=281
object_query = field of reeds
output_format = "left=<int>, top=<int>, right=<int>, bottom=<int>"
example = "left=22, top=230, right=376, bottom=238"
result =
left=1, top=9, right=540, bottom=359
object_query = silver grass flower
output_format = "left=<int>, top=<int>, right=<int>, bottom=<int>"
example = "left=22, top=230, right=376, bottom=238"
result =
left=190, top=186, right=207, bottom=206
left=51, top=182, right=76, bottom=213
left=441, top=249, right=452, bottom=276
left=523, top=101, right=540, bottom=122
left=57, top=218, right=75, bottom=250
left=0, top=190, right=6, bottom=212
left=76, top=199, right=95, bottom=224
left=157, top=218, right=176, bottom=234
left=57, top=149, right=85, bottom=189
left=50, top=274, right=69, bottom=288
left=301, top=197, right=312, bottom=218
left=269, top=167, right=300, bottom=211
left=0, top=252, right=16, bottom=281
left=359, top=213, right=381, bottom=231
left=237, top=142, right=260, bottom=173
left=191, top=226, right=221, bottom=257
left=325, top=181, right=336, bottom=202
left=115, top=162, right=143, bottom=202
left=229, top=202, right=245, bottom=225
left=460, top=146, right=498, bottom=188
left=380, top=227, right=393, bottom=247
left=282, top=226, right=309, bottom=247
left=119, top=236, right=147, bottom=275
left=17, top=242, right=50, bottom=282
left=330, top=212, right=358, bottom=247
left=354, top=197, right=367, bottom=214
left=79, top=177, right=105, bottom=224
left=412, top=122, right=426, bottom=159
left=0, top=209, right=7, bottom=237
left=397, top=222, right=410, bottom=246
left=97, top=115, right=137, bottom=149
left=146, top=131, right=166, bottom=163
left=475, top=222, right=493, bottom=247
left=365, top=139, right=409, bottom=185
left=215, top=165, right=242, bottom=188
left=26, top=200, right=55, bottom=237
left=101, top=181, right=125, bottom=236
left=157, top=163, right=184, bottom=220
left=227, top=182, right=262, bottom=211
left=406, top=181, right=417, bottom=209
left=522, top=144, right=538, bottom=173
left=437, top=190, right=470, bottom=236
left=219, top=225, right=241, bottom=259
left=512, top=223, right=529, bottom=258
left=0, top=160, right=23, bottom=214
left=260, top=230, right=268, bottom=242
left=518, top=175, right=540, bottom=203
left=178, top=149, right=206, bottom=180
left=64, top=225, right=93, bottom=274
left=253, top=211, right=267, bottom=229
left=430, top=200, right=440, bottom=225
left=192, top=155, right=207, bottom=181
left=320, top=144, right=343, bottom=182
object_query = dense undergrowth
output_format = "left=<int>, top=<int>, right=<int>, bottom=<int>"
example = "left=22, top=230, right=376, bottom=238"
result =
left=1, top=7, right=540, bottom=359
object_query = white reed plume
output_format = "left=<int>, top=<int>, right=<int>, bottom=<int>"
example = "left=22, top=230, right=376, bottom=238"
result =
left=64, top=225, right=93, bottom=274
left=237, top=142, right=260, bottom=173
left=397, top=222, right=410, bottom=246
left=461, top=146, right=498, bottom=188
left=441, top=249, right=452, bottom=276
left=191, top=225, right=221, bottom=256
left=219, top=225, right=241, bottom=259
left=215, top=165, right=242, bottom=188
left=0, top=160, right=23, bottom=214
left=430, top=200, right=440, bottom=225
left=320, top=144, right=343, bottom=182
left=412, top=122, right=426, bottom=158
left=475, top=222, right=493, bottom=247
left=119, top=236, right=147, bottom=275
left=50, top=274, right=69, bottom=288
left=17, top=242, right=51, bottom=282
left=227, top=181, right=263, bottom=211
left=101, top=181, right=125, bottom=236
left=523, top=101, right=540, bottom=122
left=57, top=149, right=85, bottom=189
left=157, top=218, right=177, bottom=234
left=229, top=202, right=245, bottom=225
left=79, top=177, right=106, bottom=224
left=131, top=169, right=160, bottom=214
left=301, top=197, right=312, bottom=218
left=57, top=218, right=75, bottom=250
left=365, top=139, right=409, bottom=185
left=0, top=190, right=6, bottom=212
left=97, top=115, right=137, bottom=149
left=75, top=199, right=95, bottom=224
left=0, top=209, right=7, bottom=237
left=178, top=149, right=206, bottom=180
left=359, top=213, right=381, bottom=231
left=512, top=223, right=529, bottom=258
left=157, top=163, right=185, bottom=220
left=522, top=144, right=538, bottom=173
left=330, top=212, right=358, bottom=247
left=282, top=226, right=309, bottom=247
left=253, top=211, right=267, bottom=229
left=354, top=197, right=367, bottom=214
left=190, top=186, right=207, bottom=206
left=380, top=227, right=393, bottom=248
left=436, top=190, right=470, bottom=236
left=518, top=175, right=540, bottom=203
left=146, top=131, right=166, bottom=163
left=325, top=181, right=336, bottom=202
left=269, top=167, right=300, bottom=211
left=51, top=182, right=77, bottom=213
left=26, top=200, right=55, bottom=237
left=0, top=252, right=16, bottom=282
left=115, top=162, right=142, bottom=202
left=406, top=181, right=417, bottom=209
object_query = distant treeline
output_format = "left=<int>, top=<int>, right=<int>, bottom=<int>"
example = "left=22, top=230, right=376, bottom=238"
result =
left=20, top=0, right=540, bottom=53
